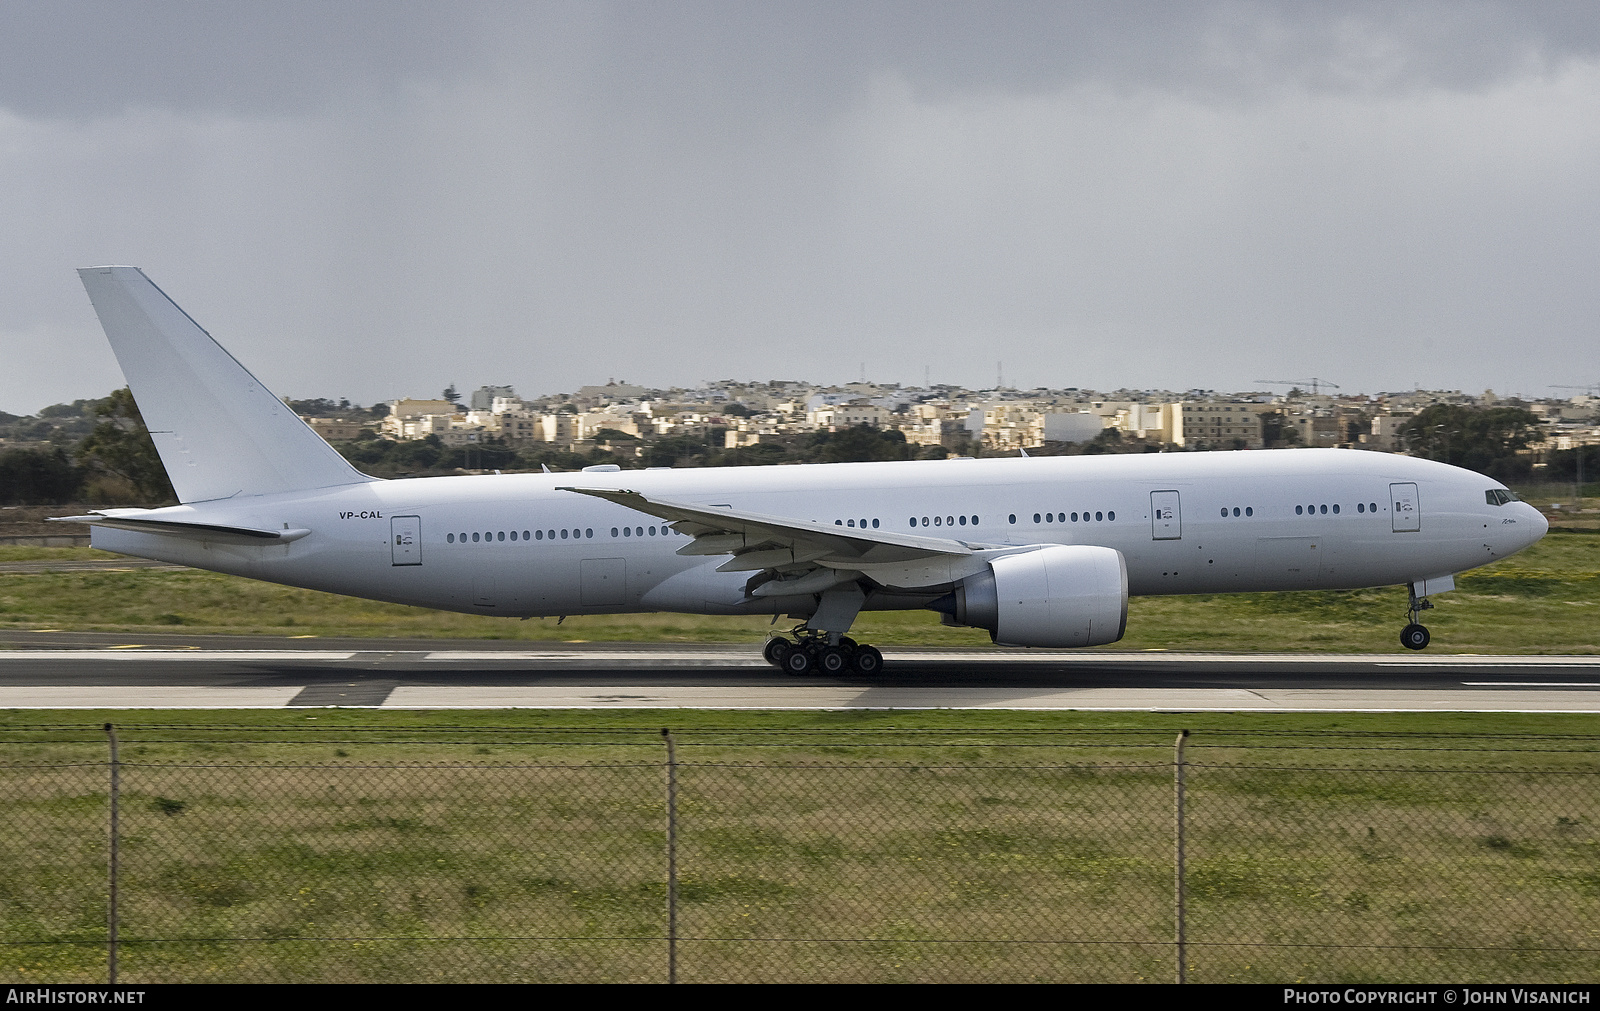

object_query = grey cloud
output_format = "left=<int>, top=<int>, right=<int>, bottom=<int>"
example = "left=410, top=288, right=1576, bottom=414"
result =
left=7, top=2, right=1600, bottom=121
left=2, top=2, right=1598, bottom=413
left=0, top=0, right=486, bottom=118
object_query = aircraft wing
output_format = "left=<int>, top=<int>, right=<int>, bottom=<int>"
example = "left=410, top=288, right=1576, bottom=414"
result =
left=558, top=486, right=993, bottom=594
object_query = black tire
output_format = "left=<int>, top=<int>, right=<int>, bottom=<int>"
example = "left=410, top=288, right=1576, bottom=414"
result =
left=1400, top=623, right=1431, bottom=651
left=818, top=646, right=849, bottom=675
left=839, top=637, right=858, bottom=650
left=763, top=638, right=791, bottom=667
left=783, top=648, right=814, bottom=675
left=853, top=645, right=884, bottom=674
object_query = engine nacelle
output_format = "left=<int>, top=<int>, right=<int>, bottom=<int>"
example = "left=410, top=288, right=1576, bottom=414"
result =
left=950, top=545, right=1128, bottom=648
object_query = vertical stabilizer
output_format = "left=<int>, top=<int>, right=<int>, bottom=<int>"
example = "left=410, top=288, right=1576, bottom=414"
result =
left=77, top=266, right=374, bottom=503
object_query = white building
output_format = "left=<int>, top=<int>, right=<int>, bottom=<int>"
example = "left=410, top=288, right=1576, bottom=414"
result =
left=1043, top=412, right=1106, bottom=444
left=809, top=403, right=890, bottom=430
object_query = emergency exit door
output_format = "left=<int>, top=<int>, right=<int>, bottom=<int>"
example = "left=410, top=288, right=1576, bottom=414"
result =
left=391, top=515, right=421, bottom=565
left=1390, top=483, right=1420, bottom=532
left=1151, top=491, right=1181, bottom=540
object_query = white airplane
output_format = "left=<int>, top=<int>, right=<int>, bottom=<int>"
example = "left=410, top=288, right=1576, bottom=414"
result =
left=61, top=266, right=1548, bottom=672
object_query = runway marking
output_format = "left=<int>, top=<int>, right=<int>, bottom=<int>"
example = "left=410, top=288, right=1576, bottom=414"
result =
left=421, top=650, right=762, bottom=664
left=1462, top=682, right=1600, bottom=687
left=288, top=681, right=398, bottom=707
left=0, top=651, right=358, bottom=661
left=411, top=650, right=1600, bottom=666
left=2, top=648, right=1598, bottom=710
left=2, top=650, right=1597, bottom=676
left=0, top=687, right=301, bottom=707
left=379, top=685, right=1600, bottom=713
left=1375, top=660, right=1600, bottom=668
left=1, top=648, right=1596, bottom=667
left=0, top=684, right=1597, bottom=712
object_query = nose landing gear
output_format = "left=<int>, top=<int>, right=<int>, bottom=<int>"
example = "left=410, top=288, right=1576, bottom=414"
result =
left=764, top=626, right=884, bottom=675
left=1400, top=587, right=1434, bottom=651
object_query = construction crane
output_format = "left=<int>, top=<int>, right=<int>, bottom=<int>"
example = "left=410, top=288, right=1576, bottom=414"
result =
left=1551, top=383, right=1600, bottom=398
left=1254, top=378, right=1342, bottom=396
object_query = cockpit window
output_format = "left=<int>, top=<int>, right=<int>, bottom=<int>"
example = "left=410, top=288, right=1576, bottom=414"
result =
left=1485, top=489, right=1518, bottom=506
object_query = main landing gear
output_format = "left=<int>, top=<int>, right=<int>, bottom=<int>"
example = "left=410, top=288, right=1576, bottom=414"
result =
left=1400, top=587, right=1434, bottom=651
left=764, top=627, right=884, bottom=675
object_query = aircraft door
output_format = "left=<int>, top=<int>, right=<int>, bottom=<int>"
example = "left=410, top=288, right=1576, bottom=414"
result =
left=391, top=516, right=421, bottom=565
left=1390, top=483, right=1420, bottom=532
left=581, top=558, right=628, bottom=606
left=1151, top=491, right=1181, bottom=540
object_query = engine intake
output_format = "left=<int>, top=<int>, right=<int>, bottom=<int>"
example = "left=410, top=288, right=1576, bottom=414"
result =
left=949, top=545, right=1128, bottom=648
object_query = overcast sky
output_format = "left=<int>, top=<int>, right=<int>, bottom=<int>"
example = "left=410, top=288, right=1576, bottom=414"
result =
left=3, top=0, right=1598, bottom=414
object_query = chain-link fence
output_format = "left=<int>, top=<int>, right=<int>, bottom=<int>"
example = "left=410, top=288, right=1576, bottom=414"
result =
left=1, top=726, right=1596, bottom=983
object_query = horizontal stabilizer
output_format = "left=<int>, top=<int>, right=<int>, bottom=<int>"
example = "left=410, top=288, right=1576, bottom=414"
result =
left=52, top=513, right=309, bottom=545
left=77, top=266, right=375, bottom=503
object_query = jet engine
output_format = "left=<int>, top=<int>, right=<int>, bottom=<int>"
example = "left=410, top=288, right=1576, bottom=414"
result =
left=944, top=544, right=1128, bottom=648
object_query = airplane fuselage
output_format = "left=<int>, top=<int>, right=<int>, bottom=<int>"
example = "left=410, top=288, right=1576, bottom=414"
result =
left=90, top=448, right=1547, bottom=622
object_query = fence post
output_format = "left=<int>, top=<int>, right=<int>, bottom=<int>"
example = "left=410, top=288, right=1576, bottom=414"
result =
left=1174, top=729, right=1189, bottom=984
left=104, top=723, right=119, bottom=986
left=662, top=728, right=677, bottom=984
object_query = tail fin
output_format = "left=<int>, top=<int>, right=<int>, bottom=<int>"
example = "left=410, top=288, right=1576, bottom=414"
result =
left=77, top=266, right=374, bottom=503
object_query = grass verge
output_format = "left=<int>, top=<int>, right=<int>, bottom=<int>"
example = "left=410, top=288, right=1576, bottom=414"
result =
left=2, top=713, right=1596, bottom=983
left=2, top=533, right=1597, bottom=651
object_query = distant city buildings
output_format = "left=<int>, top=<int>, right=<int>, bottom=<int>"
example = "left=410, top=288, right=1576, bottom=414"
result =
left=266, top=377, right=1600, bottom=471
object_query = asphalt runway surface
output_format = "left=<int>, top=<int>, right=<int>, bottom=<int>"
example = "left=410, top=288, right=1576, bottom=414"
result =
left=1, top=631, right=1598, bottom=711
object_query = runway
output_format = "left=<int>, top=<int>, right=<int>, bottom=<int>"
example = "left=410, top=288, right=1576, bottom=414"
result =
left=1, top=632, right=1598, bottom=711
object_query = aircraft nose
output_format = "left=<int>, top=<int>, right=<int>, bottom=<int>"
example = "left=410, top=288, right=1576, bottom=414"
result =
left=1506, top=502, right=1550, bottom=552
left=1527, top=504, right=1550, bottom=543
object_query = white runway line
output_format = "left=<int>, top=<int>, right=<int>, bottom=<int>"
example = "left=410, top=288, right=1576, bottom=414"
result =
left=1463, top=682, right=1600, bottom=687
left=0, top=684, right=1595, bottom=711
left=0, top=687, right=303, bottom=708
left=420, top=651, right=761, bottom=664
left=381, top=685, right=1600, bottom=712
left=893, top=652, right=1600, bottom=666
left=0, top=648, right=1595, bottom=667
left=0, top=651, right=358, bottom=662
left=408, top=649, right=1600, bottom=667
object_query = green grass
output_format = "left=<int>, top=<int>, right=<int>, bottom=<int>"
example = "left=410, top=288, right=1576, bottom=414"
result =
left=2, top=533, right=1597, bottom=651
left=1, top=715, right=1596, bottom=983
left=0, top=547, right=120, bottom=562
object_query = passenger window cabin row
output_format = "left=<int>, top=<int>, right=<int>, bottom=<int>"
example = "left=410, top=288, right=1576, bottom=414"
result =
left=1295, top=502, right=1381, bottom=516
left=442, top=496, right=1402, bottom=546
left=446, top=526, right=684, bottom=543
left=1025, top=511, right=1114, bottom=524
left=447, top=528, right=592, bottom=542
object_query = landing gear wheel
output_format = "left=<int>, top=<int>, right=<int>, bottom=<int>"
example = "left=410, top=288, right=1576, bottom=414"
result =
left=1400, top=623, right=1431, bottom=651
left=852, top=645, right=884, bottom=674
left=782, top=648, right=814, bottom=675
left=763, top=638, right=791, bottom=667
left=817, top=646, right=850, bottom=675
left=839, top=637, right=858, bottom=650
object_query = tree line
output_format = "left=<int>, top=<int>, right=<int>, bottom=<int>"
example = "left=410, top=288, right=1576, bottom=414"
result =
left=1, top=389, right=176, bottom=505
